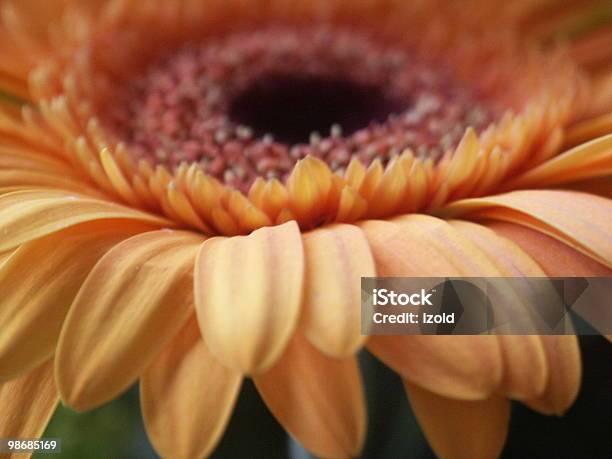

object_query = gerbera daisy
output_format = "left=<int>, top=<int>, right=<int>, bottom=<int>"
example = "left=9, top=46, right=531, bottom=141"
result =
left=0, top=0, right=611, bottom=458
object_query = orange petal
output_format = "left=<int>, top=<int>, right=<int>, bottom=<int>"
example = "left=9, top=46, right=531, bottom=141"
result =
left=369, top=335, right=504, bottom=401
left=498, top=335, right=548, bottom=401
left=449, top=220, right=544, bottom=276
left=524, top=335, right=582, bottom=416
left=366, top=215, right=549, bottom=400
left=569, top=24, right=612, bottom=71
left=367, top=155, right=409, bottom=218
left=504, top=134, right=612, bottom=189
left=406, top=382, right=509, bottom=459
left=449, top=220, right=550, bottom=400
left=100, top=147, right=144, bottom=207
left=0, top=249, right=13, bottom=266
left=195, top=221, right=304, bottom=374
left=489, top=222, right=606, bottom=411
left=141, top=317, right=242, bottom=459
left=451, top=221, right=556, bottom=400
left=360, top=218, right=463, bottom=277
left=391, top=214, right=503, bottom=275
left=0, top=220, right=150, bottom=382
left=286, top=156, right=333, bottom=223
left=344, top=156, right=366, bottom=189
left=565, top=114, right=612, bottom=148
left=166, top=181, right=214, bottom=233
left=444, top=128, right=481, bottom=191
left=441, top=190, right=612, bottom=269
left=360, top=218, right=503, bottom=400
left=489, top=221, right=612, bottom=277
left=358, top=159, right=383, bottom=202
left=56, top=230, right=202, bottom=411
left=0, top=169, right=103, bottom=196
left=254, top=333, right=365, bottom=459
left=0, top=189, right=169, bottom=252
left=0, top=361, right=58, bottom=457
left=489, top=221, right=612, bottom=333
left=301, top=224, right=375, bottom=358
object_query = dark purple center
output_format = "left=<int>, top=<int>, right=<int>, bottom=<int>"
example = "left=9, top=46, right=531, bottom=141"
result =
left=228, top=74, right=406, bottom=145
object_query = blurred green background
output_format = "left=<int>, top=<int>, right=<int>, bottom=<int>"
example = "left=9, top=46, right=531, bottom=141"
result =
left=37, top=335, right=611, bottom=459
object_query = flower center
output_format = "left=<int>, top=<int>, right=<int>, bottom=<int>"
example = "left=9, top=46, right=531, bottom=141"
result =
left=103, top=25, right=498, bottom=192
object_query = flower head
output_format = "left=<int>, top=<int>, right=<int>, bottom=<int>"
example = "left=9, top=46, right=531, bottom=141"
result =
left=0, top=1, right=611, bottom=458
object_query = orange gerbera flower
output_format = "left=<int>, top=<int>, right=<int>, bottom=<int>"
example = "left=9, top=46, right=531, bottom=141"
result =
left=0, top=0, right=611, bottom=458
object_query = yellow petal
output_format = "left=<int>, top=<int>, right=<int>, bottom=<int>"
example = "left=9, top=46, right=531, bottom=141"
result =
left=360, top=219, right=503, bottom=400
left=301, top=224, right=375, bottom=358
left=254, top=333, right=365, bottom=459
left=0, top=361, right=58, bottom=459
left=141, top=317, right=242, bottom=459
left=195, top=221, right=304, bottom=374
left=406, top=383, right=509, bottom=459
left=0, top=220, right=150, bottom=382
left=0, top=189, right=169, bottom=252
left=441, top=190, right=612, bottom=269
left=56, top=230, right=202, bottom=411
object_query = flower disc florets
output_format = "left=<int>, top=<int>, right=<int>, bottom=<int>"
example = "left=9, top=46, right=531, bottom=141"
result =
left=103, top=25, right=497, bottom=192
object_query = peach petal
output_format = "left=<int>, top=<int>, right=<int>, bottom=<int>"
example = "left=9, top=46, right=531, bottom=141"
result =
left=141, top=317, right=242, bottom=459
left=0, top=220, right=150, bottom=381
left=0, top=361, right=58, bottom=459
left=195, top=221, right=304, bottom=374
left=56, top=230, right=202, bottom=410
left=360, top=218, right=503, bottom=400
left=406, top=382, right=509, bottom=459
left=441, top=190, right=612, bottom=269
left=301, top=224, right=375, bottom=358
left=0, top=189, right=169, bottom=252
left=254, top=333, right=365, bottom=459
